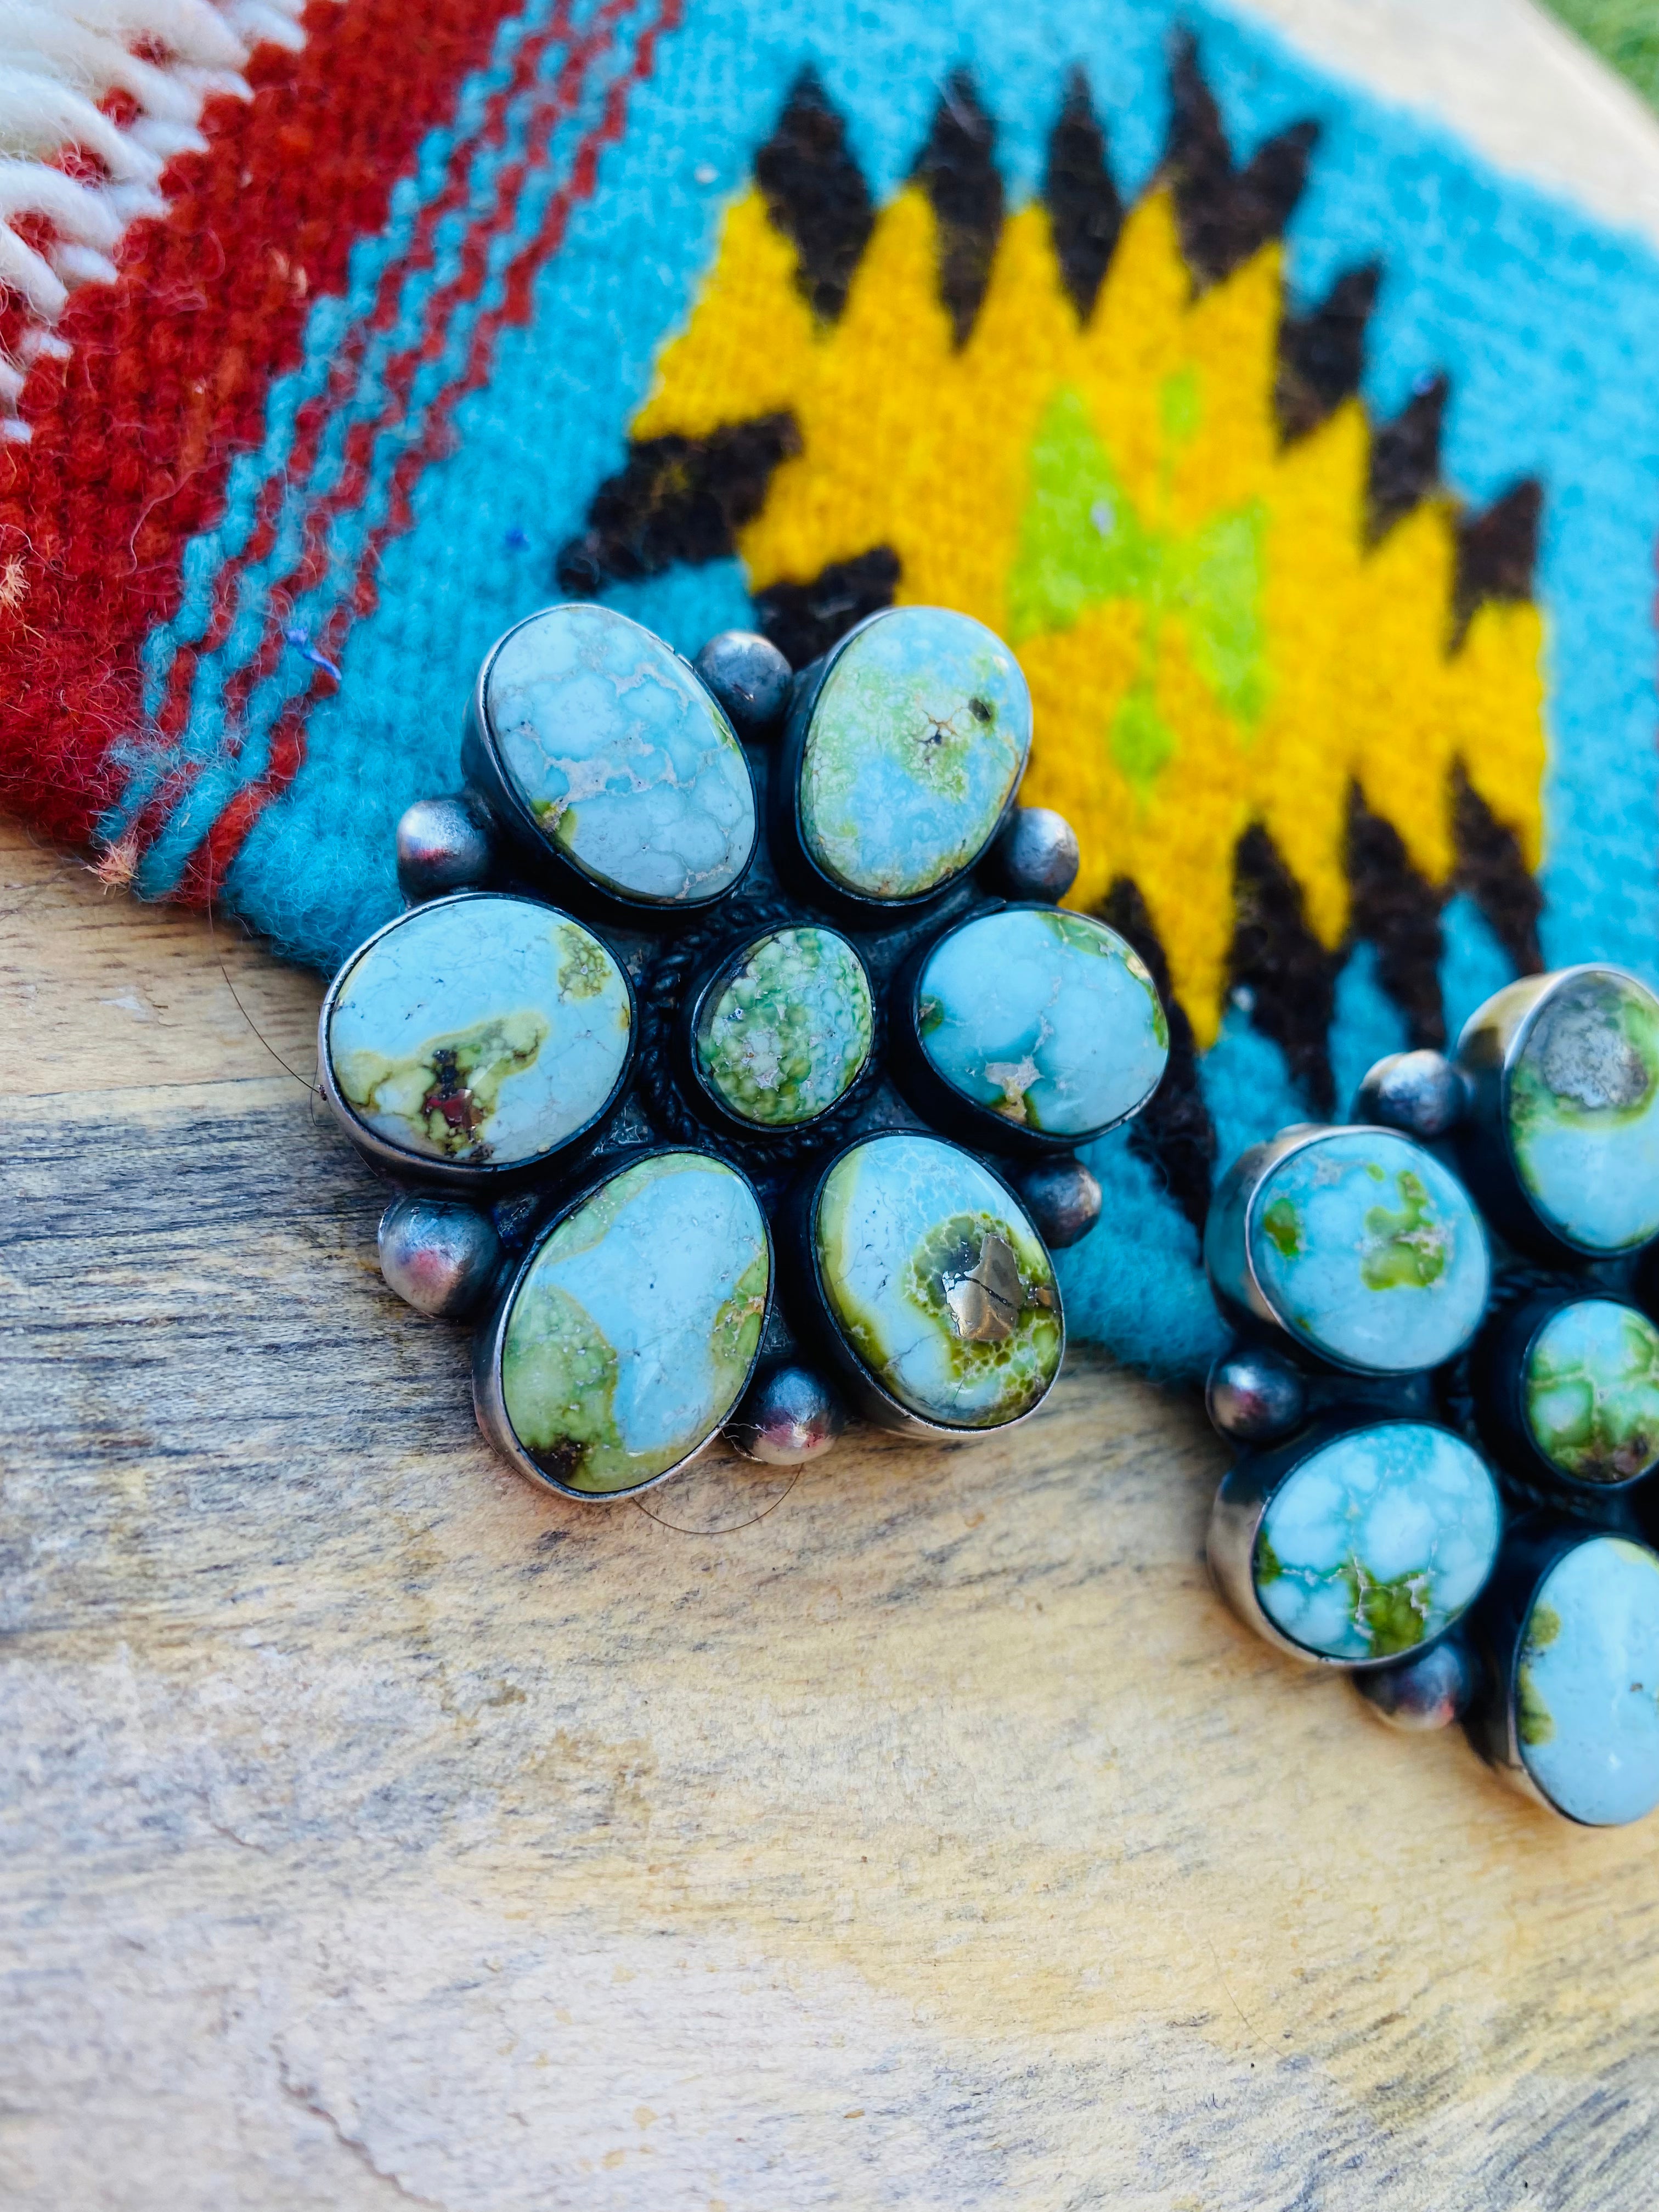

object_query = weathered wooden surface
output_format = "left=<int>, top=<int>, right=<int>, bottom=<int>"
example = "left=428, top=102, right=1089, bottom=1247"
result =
left=3, top=810, right=1659, bottom=2210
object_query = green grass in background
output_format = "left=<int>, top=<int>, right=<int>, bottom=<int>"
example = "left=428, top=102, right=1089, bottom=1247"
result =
left=1543, top=0, right=1659, bottom=108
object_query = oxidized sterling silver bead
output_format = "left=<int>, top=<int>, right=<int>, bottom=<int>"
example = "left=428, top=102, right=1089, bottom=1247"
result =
left=725, top=1363, right=846, bottom=1465
left=1352, top=1048, right=1467, bottom=1139
left=1205, top=1344, right=1307, bottom=1443
left=1209, top=1419, right=1503, bottom=1669
left=1352, top=1638, right=1475, bottom=1731
left=1012, top=1156, right=1102, bottom=1249
left=1467, top=1522, right=1659, bottom=1824
left=379, top=1193, right=504, bottom=1318
left=984, top=804, right=1081, bottom=903
left=693, top=629, right=794, bottom=742
left=1453, top=964, right=1659, bottom=1260
left=395, top=794, right=498, bottom=902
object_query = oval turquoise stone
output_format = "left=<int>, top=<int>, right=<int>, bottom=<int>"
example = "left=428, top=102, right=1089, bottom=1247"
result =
left=499, top=1153, right=770, bottom=1494
left=917, top=907, right=1167, bottom=1137
left=1254, top=1423, right=1500, bottom=1662
left=1248, top=1129, right=1489, bottom=1373
left=326, top=895, right=630, bottom=1169
left=1506, top=968, right=1659, bottom=1252
left=484, top=603, right=756, bottom=905
left=1517, top=1537, right=1659, bottom=1824
left=813, top=1132, right=1060, bottom=1428
left=1523, top=1299, right=1659, bottom=1485
left=798, top=606, right=1031, bottom=899
left=695, top=926, right=873, bottom=1127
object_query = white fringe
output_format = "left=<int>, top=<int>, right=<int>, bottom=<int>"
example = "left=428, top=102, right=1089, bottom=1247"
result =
left=0, top=0, right=314, bottom=440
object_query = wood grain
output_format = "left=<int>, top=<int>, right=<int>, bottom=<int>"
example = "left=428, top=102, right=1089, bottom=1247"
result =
left=3, top=813, right=1657, bottom=2211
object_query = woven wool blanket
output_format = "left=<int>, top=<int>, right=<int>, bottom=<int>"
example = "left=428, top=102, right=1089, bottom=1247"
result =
left=5, top=0, right=1659, bottom=1375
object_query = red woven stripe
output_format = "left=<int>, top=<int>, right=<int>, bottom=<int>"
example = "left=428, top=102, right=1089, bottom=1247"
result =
left=155, top=0, right=579, bottom=754
left=211, top=0, right=624, bottom=757
left=0, top=0, right=524, bottom=849
left=179, top=0, right=681, bottom=906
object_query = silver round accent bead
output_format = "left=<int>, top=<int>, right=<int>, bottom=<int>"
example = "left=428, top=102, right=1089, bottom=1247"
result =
left=1012, top=1156, right=1102, bottom=1249
left=395, top=794, right=498, bottom=903
left=1205, top=1345, right=1307, bottom=1443
left=1352, top=1048, right=1468, bottom=1139
left=725, top=1363, right=845, bottom=1465
left=985, top=805, right=1081, bottom=902
left=693, top=629, right=794, bottom=742
left=379, top=1194, right=504, bottom=1318
left=1353, top=1639, right=1475, bottom=1731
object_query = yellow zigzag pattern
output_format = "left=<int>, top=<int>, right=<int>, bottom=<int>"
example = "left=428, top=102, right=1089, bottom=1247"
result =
left=635, top=184, right=1546, bottom=1045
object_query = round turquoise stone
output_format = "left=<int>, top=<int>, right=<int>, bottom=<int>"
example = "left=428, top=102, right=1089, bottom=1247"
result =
left=813, top=1132, right=1061, bottom=1428
left=326, top=895, right=630, bottom=1169
left=797, top=606, right=1031, bottom=900
left=1248, top=1129, right=1489, bottom=1373
left=1517, top=1537, right=1659, bottom=1824
left=1523, top=1299, right=1659, bottom=1485
left=695, top=926, right=873, bottom=1128
left=499, top=1153, right=770, bottom=1494
left=484, top=603, right=755, bottom=905
left=917, top=907, right=1167, bottom=1137
left=1506, top=968, right=1659, bottom=1252
left=1254, top=1423, right=1500, bottom=1663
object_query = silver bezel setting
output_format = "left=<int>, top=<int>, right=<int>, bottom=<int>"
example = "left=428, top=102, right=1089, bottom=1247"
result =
left=1455, top=961, right=1659, bottom=1260
left=800, top=1131, right=1065, bottom=1441
left=1206, top=1416, right=1503, bottom=1674
left=685, top=922, right=877, bottom=1136
left=467, top=601, right=759, bottom=915
left=782, top=605, right=1032, bottom=916
left=1203, top=1121, right=1491, bottom=1375
left=317, top=889, right=636, bottom=1189
left=472, top=1146, right=774, bottom=1502
left=907, top=900, right=1169, bottom=1150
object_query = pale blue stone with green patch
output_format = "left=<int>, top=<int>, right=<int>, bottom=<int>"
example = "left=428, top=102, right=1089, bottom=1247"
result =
left=1255, top=1423, right=1500, bottom=1662
left=814, top=1132, right=1060, bottom=1429
left=917, top=906, right=1167, bottom=1137
left=500, top=1152, right=770, bottom=1495
left=1516, top=1537, right=1659, bottom=1825
left=327, top=894, right=630, bottom=1167
left=1248, top=1129, right=1489, bottom=1373
left=695, top=926, right=873, bottom=1127
left=1505, top=969, right=1659, bottom=1253
left=486, top=602, right=755, bottom=905
left=798, top=607, right=1031, bottom=900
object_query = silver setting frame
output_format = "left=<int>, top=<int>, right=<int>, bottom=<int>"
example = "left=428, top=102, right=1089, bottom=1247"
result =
left=1453, top=962, right=1659, bottom=1260
left=778, top=605, right=1032, bottom=919
left=1466, top=1522, right=1659, bottom=1824
left=1201, top=1121, right=1491, bottom=1375
left=316, top=890, right=636, bottom=1191
left=794, top=1132, right=1065, bottom=1440
left=472, top=1146, right=775, bottom=1502
left=1207, top=1417, right=1503, bottom=1673
left=1477, top=1290, right=1659, bottom=1499
left=684, top=923, right=877, bottom=1137
left=904, top=901, right=1169, bottom=1153
left=465, top=602, right=759, bottom=916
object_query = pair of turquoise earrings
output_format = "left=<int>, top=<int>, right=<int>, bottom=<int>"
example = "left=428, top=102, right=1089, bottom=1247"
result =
left=315, top=599, right=1659, bottom=1830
